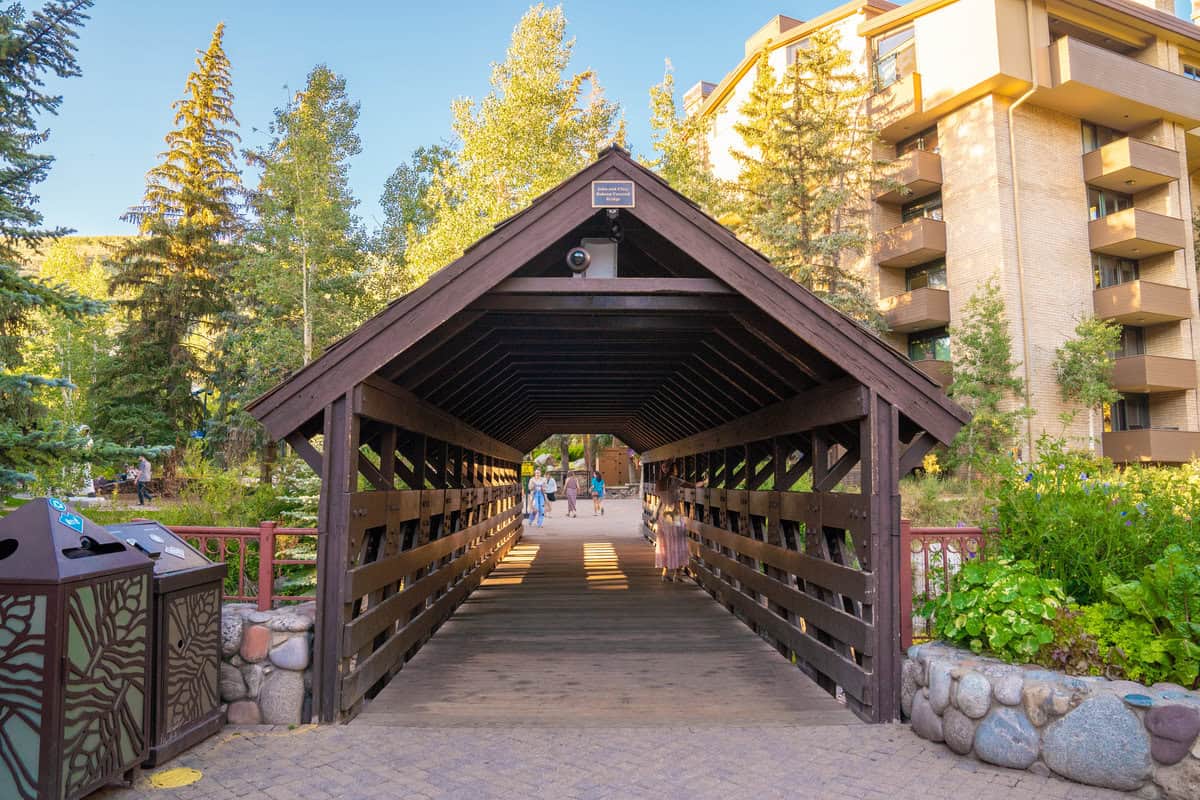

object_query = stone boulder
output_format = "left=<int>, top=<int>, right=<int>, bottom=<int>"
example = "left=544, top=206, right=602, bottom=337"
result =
left=993, top=673, right=1023, bottom=706
left=219, top=662, right=246, bottom=702
left=226, top=700, right=261, bottom=725
left=955, top=671, right=991, bottom=719
left=269, top=636, right=310, bottom=671
left=1153, top=755, right=1200, bottom=800
left=1145, top=704, right=1200, bottom=766
left=1042, top=694, right=1152, bottom=791
left=220, top=610, right=244, bottom=658
left=974, top=707, right=1039, bottom=770
left=928, top=660, right=953, bottom=715
left=911, top=691, right=944, bottom=743
left=259, top=668, right=306, bottom=725
left=240, top=624, right=271, bottom=662
left=943, top=708, right=977, bottom=755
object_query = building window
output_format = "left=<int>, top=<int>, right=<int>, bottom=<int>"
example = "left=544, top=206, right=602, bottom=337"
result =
left=873, top=26, right=914, bottom=90
left=908, top=327, right=950, bottom=362
left=1107, top=393, right=1151, bottom=431
left=902, top=192, right=943, bottom=223
left=1082, top=121, right=1122, bottom=153
left=785, top=39, right=811, bottom=65
left=1093, top=254, right=1139, bottom=288
left=905, top=260, right=947, bottom=290
left=897, top=126, right=939, bottom=155
left=1185, top=63, right=1200, bottom=81
left=1087, top=186, right=1133, bottom=220
left=1115, top=325, right=1146, bottom=358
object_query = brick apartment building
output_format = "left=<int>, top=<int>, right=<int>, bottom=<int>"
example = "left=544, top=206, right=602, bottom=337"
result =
left=687, top=0, right=1200, bottom=463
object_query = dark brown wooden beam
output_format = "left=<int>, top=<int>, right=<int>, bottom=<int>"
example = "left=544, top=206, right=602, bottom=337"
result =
left=490, top=277, right=733, bottom=295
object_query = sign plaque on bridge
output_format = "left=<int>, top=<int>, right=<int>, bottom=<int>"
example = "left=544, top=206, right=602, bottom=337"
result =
left=591, top=180, right=635, bottom=208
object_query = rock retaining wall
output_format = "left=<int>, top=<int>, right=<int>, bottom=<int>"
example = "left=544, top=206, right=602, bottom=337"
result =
left=219, top=602, right=315, bottom=725
left=905, top=643, right=1200, bottom=798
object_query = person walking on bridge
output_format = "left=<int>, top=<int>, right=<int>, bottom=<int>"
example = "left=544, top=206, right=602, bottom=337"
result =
left=529, top=468, right=548, bottom=528
left=653, top=459, right=695, bottom=582
left=564, top=472, right=580, bottom=517
left=590, top=471, right=605, bottom=516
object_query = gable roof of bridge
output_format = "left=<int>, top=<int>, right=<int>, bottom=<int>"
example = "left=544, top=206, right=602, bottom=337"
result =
left=246, top=146, right=968, bottom=448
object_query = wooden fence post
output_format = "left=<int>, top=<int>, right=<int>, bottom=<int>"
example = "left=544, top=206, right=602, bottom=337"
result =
left=258, top=520, right=278, bottom=611
left=899, top=518, right=912, bottom=652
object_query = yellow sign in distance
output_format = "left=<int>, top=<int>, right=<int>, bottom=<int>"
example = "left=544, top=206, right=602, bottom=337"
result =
left=149, top=767, right=203, bottom=788
left=521, top=463, right=534, bottom=477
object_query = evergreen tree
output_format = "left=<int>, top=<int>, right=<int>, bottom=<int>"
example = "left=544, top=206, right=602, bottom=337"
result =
left=93, top=23, right=243, bottom=449
left=405, top=4, right=621, bottom=283
left=213, top=65, right=367, bottom=464
left=0, top=1, right=107, bottom=493
left=643, top=60, right=726, bottom=215
left=377, top=144, right=452, bottom=291
left=1053, top=316, right=1121, bottom=451
left=731, top=30, right=883, bottom=330
left=948, top=276, right=1030, bottom=481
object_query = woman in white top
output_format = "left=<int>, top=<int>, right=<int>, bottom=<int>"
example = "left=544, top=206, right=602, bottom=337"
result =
left=528, top=469, right=548, bottom=528
left=545, top=475, right=557, bottom=516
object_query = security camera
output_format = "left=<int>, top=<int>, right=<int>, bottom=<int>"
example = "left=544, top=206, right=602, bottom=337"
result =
left=566, top=246, right=591, bottom=273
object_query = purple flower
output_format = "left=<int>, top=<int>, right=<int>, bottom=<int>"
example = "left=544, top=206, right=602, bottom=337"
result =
left=1125, top=520, right=1133, bottom=527
left=1079, top=472, right=1088, bottom=481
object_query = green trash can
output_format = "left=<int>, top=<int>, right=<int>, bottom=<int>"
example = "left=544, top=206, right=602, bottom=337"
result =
left=106, top=520, right=225, bottom=766
left=0, top=498, right=153, bottom=800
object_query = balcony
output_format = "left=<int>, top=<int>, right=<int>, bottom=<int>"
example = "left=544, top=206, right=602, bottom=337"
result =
left=875, top=217, right=947, bottom=269
left=1102, top=429, right=1200, bottom=464
left=880, top=287, right=950, bottom=333
left=1082, top=138, right=1180, bottom=194
left=1088, top=208, right=1187, bottom=259
left=913, top=359, right=952, bottom=388
left=868, top=72, right=924, bottom=141
left=875, top=150, right=943, bottom=205
left=1093, top=280, right=1192, bottom=325
left=1043, top=37, right=1200, bottom=131
left=1111, top=355, right=1196, bottom=393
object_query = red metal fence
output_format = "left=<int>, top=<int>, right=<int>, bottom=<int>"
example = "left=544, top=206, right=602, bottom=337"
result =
left=899, top=519, right=988, bottom=649
left=167, top=521, right=319, bottom=611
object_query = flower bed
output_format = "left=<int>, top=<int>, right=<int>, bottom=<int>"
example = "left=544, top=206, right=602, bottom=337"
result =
left=904, top=643, right=1200, bottom=796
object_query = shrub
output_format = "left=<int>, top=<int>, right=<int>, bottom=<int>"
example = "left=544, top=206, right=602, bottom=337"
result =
left=923, top=558, right=1064, bottom=662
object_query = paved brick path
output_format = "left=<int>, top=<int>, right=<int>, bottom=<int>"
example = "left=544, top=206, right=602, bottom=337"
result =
left=95, top=500, right=1123, bottom=800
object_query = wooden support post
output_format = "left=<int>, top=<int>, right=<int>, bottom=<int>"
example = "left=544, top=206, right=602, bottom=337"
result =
left=864, top=392, right=901, bottom=722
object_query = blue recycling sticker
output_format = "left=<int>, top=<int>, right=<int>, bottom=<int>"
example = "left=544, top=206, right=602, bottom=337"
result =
left=48, top=497, right=66, bottom=512
left=58, top=512, right=84, bottom=534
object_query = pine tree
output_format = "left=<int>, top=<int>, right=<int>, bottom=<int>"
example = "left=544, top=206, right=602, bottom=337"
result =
left=0, top=1, right=108, bottom=494
left=643, top=60, right=726, bottom=215
left=1053, top=316, right=1121, bottom=451
left=731, top=30, right=883, bottom=330
left=94, top=23, right=243, bottom=449
left=405, top=4, right=621, bottom=283
left=948, top=276, right=1030, bottom=481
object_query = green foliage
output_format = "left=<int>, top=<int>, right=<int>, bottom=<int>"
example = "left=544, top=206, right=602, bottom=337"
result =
left=923, top=558, right=1064, bottom=662
left=730, top=30, right=883, bottom=330
left=948, top=276, right=1030, bottom=480
left=900, top=471, right=987, bottom=527
left=1053, top=315, right=1120, bottom=450
left=1037, top=606, right=1109, bottom=677
left=95, top=23, right=243, bottom=450
left=992, top=436, right=1200, bottom=604
left=377, top=144, right=452, bottom=290
left=642, top=60, right=727, bottom=216
left=405, top=4, right=622, bottom=283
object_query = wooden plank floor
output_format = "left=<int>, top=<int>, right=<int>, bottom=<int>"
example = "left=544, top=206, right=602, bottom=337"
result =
left=357, top=498, right=861, bottom=727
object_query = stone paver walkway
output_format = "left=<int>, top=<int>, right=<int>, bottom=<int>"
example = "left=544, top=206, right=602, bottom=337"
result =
left=95, top=499, right=1124, bottom=800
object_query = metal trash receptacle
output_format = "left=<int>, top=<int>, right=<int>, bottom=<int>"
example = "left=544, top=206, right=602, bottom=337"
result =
left=0, top=498, right=153, bottom=800
left=105, top=520, right=225, bottom=767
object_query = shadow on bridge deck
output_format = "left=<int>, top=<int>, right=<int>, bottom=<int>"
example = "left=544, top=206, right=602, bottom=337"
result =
left=355, top=499, right=860, bottom=727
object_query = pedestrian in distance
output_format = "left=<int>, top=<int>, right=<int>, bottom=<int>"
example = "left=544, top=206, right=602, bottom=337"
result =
left=653, top=458, right=695, bottom=583
left=546, top=473, right=557, bottom=516
left=136, top=454, right=154, bottom=506
left=529, top=468, right=548, bottom=528
left=591, top=470, right=605, bottom=516
left=564, top=472, right=580, bottom=517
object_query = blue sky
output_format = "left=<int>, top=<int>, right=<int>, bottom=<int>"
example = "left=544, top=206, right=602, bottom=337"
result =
left=36, top=0, right=793, bottom=236
left=35, top=0, right=1199, bottom=236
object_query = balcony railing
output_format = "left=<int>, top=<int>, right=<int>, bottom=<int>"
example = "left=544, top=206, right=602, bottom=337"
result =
left=875, top=217, right=947, bottom=269
left=1102, top=429, right=1200, bottom=464
left=1088, top=208, right=1187, bottom=259
left=880, top=286, right=950, bottom=333
left=1082, top=137, right=1180, bottom=194
left=913, top=358, right=953, bottom=388
left=875, top=149, right=942, bottom=204
left=1112, top=354, right=1197, bottom=393
left=1045, top=36, right=1200, bottom=130
left=1093, top=280, right=1192, bottom=325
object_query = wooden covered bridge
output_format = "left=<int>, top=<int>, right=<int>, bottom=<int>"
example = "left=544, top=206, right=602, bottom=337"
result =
left=246, top=146, right=968, bottom=726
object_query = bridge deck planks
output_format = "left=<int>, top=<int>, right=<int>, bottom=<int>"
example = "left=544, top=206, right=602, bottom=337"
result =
left=356, top=499, right=860, bottom=727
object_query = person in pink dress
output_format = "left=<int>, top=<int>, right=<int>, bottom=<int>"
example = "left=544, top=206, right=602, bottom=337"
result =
left=652, top=459, right=696, bottom=583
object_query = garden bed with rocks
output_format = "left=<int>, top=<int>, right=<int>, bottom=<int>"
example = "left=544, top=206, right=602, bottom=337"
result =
left=219, top=602, right=315, bottom=725
left=904, top=642, right=1200, bottom=798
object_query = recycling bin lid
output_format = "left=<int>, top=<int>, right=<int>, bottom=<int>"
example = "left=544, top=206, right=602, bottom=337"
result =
left=104, top=520, right=213, bottom=575
left=0, top=497, right=151, bottom=584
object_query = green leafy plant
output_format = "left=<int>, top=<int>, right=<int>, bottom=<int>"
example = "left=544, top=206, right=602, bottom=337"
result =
left=1036, top=605, right=1109, bottom=676
left=923, top=558, right=1065, bottom=662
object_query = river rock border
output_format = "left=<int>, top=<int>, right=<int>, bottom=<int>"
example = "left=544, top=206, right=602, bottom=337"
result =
left=904, top=643, right=1200, bottom=798
left=219, top=602, right=315, bottom=725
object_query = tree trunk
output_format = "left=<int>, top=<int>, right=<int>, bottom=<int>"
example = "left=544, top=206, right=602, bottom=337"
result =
left=560, top=436, right=570, bottom=481
left=260, top=439, right=278, bottom=486
left=584, top=435, right=594, bottom=478
left=1088, top=406, right=1096, bottom=452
